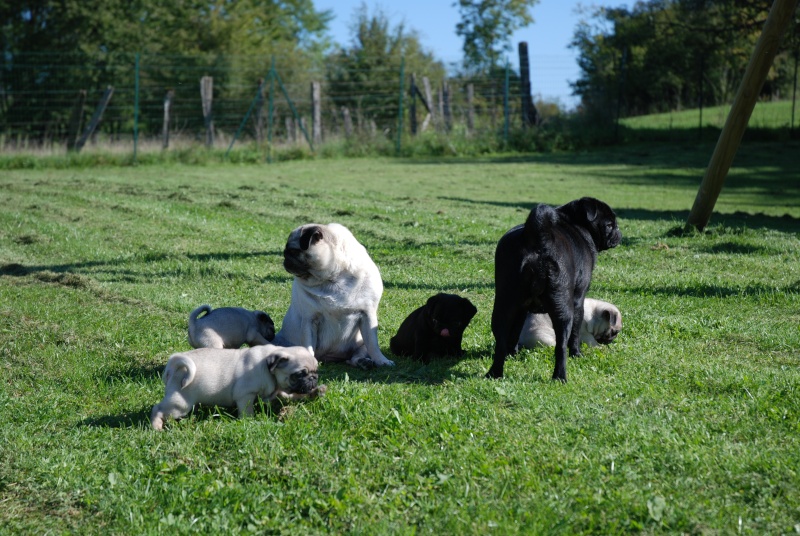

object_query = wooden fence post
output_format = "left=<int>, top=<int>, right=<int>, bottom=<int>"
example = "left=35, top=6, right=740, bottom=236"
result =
left=162, top=90, right=174, bottom=149
left=518, top=41, right=539, bottom=127
left=66, top=89, right=86, bottom=152
left=409, top=74, right=418, bottom=135
left=442, top=81, right=452, bottom=131
left=254, top=79, right=265, bottom=144
left=422, top=77, right=435, bottom=131
left=74, top=86, right=114, bottom=153
left=467, top=83, right=475, bottom=132
left=342, top=107, right=353, bottom=138
left=311, top=81, right=322, bottom=146
left=200, top=75, right=214, bottom=147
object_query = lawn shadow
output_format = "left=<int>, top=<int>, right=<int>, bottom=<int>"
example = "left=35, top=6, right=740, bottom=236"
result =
left=0, top=249, right=286, bottom=286
left=102, top=364, right=163, bottom=384
left=317, top=346, right=492, bottom=386
left=623, top=281, right=800, bottom=298
left=79, top=399, right=294, bottom=430
left=436, top=200, right=800, bottom=234
left=80, top=405, right=156, bottom=429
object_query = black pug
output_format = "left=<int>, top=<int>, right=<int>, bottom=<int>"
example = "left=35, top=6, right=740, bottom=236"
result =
left=487, top=197, right=622, bottom=382
left=390, top=293, right=477, bottom=364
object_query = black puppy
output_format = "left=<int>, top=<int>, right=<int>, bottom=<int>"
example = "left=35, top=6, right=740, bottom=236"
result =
left=487, top=197, right=621, bottom=382
left=390, top=293, right=477, bottom=364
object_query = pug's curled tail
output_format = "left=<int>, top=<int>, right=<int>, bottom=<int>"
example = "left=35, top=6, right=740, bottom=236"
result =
left=163, top=354, right=197, bottom=389
left=189, top=304, right=212, bottom=324
left=187, top=305, right=211, bottom=347
left=523, top=204, right=558, bottom=248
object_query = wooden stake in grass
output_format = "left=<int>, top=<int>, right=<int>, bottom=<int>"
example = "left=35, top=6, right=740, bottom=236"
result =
left=66, top=89, right=86, bottom=152
left=201, top=75, right=214, bottom=147
left=686, top=0, right=800, bottom=232
left=74, top=86, right=114, bottom=153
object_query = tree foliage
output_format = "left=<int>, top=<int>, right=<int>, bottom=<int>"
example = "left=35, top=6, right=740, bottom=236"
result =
left=325, top=5, right=445, bottom=132
left=0, top=0, right=332, bottom=140
left=454, top=0, right=539, bottom=74
left=571, top=0, right=800, bottom=119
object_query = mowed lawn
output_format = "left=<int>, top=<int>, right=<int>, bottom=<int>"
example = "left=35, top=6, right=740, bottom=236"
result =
left=1, top=140, right=799, bottom=534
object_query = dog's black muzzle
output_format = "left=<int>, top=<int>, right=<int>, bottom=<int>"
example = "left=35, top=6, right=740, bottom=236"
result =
left=596, top=329, right=620, bottom=345
left=283, top=250, right=310, bottom=278
left=288, top=371, right=319, bottom=394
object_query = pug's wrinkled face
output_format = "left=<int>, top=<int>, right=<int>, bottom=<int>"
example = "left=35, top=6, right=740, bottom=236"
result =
left=268, top=347, right=320, bottom=394
left=593, top=306, right=622, bottom=345
left=283, top=224, right=337, bottom=280
left=426, top=294, right=478, bottom=338
left=562, top=197, right=622, bottom=253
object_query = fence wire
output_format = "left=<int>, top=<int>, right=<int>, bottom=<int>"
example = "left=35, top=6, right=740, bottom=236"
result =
left=1, top=52, right=552, bottom=153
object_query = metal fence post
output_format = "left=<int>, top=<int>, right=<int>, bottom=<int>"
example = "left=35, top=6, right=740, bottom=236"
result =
left=268, top=56, right=275, bottom=163
left=134, top=53, right=139, bottom=164
left=396, top=57, right=404, bottom=156
left=503, top=59, right=510, bottom=144
left=226, top=78, right=266, bottom=158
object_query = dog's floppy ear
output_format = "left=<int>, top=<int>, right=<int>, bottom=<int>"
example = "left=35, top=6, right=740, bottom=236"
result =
left=257, top=312, right=274, bottom=328
left=426, top=293, right=443, bottom=308
left=422, top=294, right=441, bottom=326
left=465, top=300, right=478, bottom=321
left=299, top=226, right=324, bottom=251
left=581, top=197, right=599, bottom=222
left=266, top=352, right=290, bottom=373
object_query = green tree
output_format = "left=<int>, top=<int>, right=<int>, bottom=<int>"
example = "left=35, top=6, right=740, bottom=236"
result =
left=325, top=4, right=445, bottom=133
left=0, top=0, right=332, bottom=141
left=454, top=0, right=539, bottom=74
left=570, top=0, right=796, bottom=120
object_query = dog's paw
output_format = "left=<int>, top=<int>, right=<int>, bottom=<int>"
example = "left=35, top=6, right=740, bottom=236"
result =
left=485, top=367, right=504, bottom=379
left=349, top=355, right=377, bottom=370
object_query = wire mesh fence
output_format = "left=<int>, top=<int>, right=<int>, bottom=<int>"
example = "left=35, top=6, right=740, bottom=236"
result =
left=0, top=51, right=553, bottom=156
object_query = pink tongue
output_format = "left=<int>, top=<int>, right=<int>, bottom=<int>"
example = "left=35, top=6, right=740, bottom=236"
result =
left=440, top=328, right=450, bottom=337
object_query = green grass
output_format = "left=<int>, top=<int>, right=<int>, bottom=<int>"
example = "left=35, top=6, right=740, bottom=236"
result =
left=620, top=100, right=799, bottom=143
left=1, top=140, right=799, bottom=534
left=621, top=100, right=797, bottom=130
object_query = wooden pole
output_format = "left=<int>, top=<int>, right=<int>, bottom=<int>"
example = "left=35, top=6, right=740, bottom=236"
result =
left=74, top=86, right=114, bottom=153
left=66, top=90, right=86, bottom=152
left=518, top=42, right=539, bottom=127
left=200, top=75, right=214, bottom=147
left=442, top=81, right=452, bottom=132
left=254, top=79, right=265, bottom=144
left=311, top=81, right=322, bottom=146
left=409, top=74, right=418, bottom=135
left=162, top=90, right=174, bottom=149
left=686, top=0, right=799, bottom=231
left=421, top=77, right=435, bottom=131
left=342, top=107, right=353, bottom=138
left=466, top=83, right=475, bottom=132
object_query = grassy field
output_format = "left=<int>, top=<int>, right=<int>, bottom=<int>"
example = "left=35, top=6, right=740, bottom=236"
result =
left=621, top=100, right=798, bottom=130
left=1, top=139, right=799, bottom=534
left=619, top=100, right=799, bottom=143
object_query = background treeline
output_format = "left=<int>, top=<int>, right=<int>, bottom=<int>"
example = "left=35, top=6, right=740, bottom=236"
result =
left=571, top=0, right=800, bottom=119
left=0, top=2, right=449, bottom=145
left=0, top=0, right=798, bottom=152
